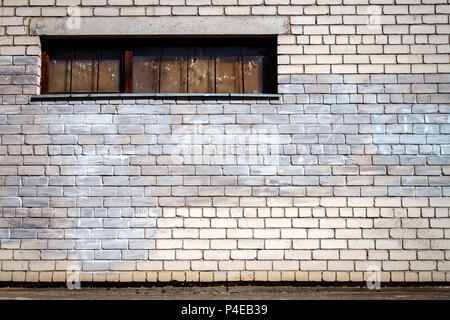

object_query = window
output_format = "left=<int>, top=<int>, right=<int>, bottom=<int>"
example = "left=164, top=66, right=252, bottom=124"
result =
left=41, top=38, right=276, bottom=94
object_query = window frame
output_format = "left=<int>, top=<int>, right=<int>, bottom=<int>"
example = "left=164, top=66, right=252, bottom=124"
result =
left=40, top=37, right=278, bottom=95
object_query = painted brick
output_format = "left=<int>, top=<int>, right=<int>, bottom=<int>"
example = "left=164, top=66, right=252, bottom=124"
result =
left=0, top=0, right=449, bottom=284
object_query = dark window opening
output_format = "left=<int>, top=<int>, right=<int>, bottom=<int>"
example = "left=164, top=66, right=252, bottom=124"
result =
left=41, top=38, right=277, bottom=95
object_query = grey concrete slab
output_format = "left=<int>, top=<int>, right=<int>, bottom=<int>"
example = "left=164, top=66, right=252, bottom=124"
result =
left=30, top=17, right=289, bottom=36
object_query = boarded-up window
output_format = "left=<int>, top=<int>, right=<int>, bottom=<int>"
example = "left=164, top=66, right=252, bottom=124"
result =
left=42, top=38, right=276, bottom=94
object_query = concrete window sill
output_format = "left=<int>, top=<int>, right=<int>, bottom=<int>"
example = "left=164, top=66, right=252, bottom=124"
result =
left=30, top=93, right=280, bottom=101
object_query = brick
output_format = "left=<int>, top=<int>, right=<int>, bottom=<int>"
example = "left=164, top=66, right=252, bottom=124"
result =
left=1, top=0, right=450, bottom=283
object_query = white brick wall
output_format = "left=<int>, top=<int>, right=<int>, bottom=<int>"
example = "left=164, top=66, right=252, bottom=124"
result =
left=0, top=0, right=449, bottom=283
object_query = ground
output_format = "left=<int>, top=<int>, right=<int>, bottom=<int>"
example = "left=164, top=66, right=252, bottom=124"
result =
left=0, top=285, right=449, bottom=300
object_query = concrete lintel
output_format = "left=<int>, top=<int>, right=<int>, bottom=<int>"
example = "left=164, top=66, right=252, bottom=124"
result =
left=30, top=16, right=289, bottom=36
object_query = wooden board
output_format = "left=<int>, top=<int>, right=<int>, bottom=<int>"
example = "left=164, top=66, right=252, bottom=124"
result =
left=215, top=46, right=243, bottom=94
left=47, top=49, right=72, bottom=93
left=132, top=46, right=160, bottom=93
left=98, top=49, right=121, bottom=92
left=71, top=49, right=98, bottom=92
left=160, top=46, right=187, bottom=93
left=243, top=46, right=272, bottom=94
left=187, top=46, right=215, bottom=93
